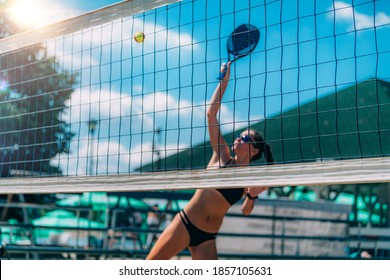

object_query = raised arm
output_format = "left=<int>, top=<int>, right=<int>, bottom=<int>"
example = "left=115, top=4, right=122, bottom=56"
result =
left=207, top=62, right=232, bottom=167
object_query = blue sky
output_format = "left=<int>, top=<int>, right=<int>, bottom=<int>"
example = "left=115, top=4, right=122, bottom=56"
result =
left=3, top=0, right=390, bottom=175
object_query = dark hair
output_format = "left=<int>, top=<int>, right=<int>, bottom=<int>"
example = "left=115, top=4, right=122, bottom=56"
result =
left=250, top=130, right=274, bottom=164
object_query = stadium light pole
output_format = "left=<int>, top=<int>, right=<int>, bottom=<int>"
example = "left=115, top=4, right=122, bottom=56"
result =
left=153, top=127, right=161, bottom=170
left=87, top=120, right=98, bottom=176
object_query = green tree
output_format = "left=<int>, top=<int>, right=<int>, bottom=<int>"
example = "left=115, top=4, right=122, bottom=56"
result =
left=0, top=0, right=77, bottom=177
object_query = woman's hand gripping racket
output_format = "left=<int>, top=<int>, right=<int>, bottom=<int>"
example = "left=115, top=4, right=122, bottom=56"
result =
left=218, top=24, right=260, bottom=80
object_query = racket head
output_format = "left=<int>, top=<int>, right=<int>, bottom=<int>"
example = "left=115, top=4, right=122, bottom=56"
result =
left=227, top=24, right=260, bottom=62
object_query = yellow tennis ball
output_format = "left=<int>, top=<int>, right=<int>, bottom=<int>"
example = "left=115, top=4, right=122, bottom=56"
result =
left=134, top=32, right=145, bottom=43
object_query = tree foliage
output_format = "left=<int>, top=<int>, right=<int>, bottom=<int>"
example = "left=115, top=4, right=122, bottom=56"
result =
left=0, top=0, right=77, bottom=177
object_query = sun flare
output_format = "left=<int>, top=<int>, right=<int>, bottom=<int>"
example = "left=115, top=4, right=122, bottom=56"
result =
left=7, top=0, right=54, bottom=28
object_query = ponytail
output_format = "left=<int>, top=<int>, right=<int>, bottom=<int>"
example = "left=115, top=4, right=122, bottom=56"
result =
left=263, top=142, right=274, bottom=164
left=249, top=130, right=273, bottom=164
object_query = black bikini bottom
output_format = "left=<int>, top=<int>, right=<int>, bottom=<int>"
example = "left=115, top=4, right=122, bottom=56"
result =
left=179, top=210, right=217, bottom=247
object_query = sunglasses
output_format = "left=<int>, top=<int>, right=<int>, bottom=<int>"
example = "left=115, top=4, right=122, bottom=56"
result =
left=240, top=134, right=254, bottom=143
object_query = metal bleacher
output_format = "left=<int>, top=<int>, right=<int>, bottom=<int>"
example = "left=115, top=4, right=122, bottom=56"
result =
left=1, top=192, right=390, bottom=260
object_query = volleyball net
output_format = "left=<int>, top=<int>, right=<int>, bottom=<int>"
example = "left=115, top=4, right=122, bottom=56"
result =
left=0, top=0, right=390, bottom=194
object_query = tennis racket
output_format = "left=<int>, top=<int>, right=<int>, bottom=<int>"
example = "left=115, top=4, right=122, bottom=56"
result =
left=219, top=24, right=260, bottom=80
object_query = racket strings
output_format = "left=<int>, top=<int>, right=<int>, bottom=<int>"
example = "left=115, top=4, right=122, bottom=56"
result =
left=228, top=24, right=260, bottom=57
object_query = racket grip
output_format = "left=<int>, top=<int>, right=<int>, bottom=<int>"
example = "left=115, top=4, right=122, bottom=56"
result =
left=218, top=62, right=227, bottom=80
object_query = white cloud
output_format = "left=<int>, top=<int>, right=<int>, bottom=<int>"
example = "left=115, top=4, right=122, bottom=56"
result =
left=52, top=138, right=189, bottom=175
left=63, top=88, right=132, bottom=124
left=46, top=17, right=197, bottom=75
left=140, top=91, right=199, bottom=117
left=55, top=84, right=264, bottom=175
left=65, top=89, right=204, bottom=128
left=376, top=12, right=390, bottom=26
left=333, top=1, right=390, bottom=30
left=69, top=18, right=196, bottom=52
left=57, top=88, right=208, bottom=174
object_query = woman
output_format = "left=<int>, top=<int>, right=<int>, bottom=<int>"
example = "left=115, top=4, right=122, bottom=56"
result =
left=146, top=62, right=274, bottom=260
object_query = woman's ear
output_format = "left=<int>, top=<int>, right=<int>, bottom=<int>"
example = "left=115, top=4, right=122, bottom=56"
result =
left=251, top=146, right=260, bottom=158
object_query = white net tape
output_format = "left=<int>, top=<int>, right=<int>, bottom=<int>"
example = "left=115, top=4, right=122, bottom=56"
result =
left=1, top=157, right=389, bottom=194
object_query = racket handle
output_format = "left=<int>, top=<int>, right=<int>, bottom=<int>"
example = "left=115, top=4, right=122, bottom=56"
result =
left=218, top=62, right=228, bottom=80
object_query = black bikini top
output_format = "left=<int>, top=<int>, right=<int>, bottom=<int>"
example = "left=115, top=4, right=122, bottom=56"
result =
left=216, top=158, right=245, bottom=206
